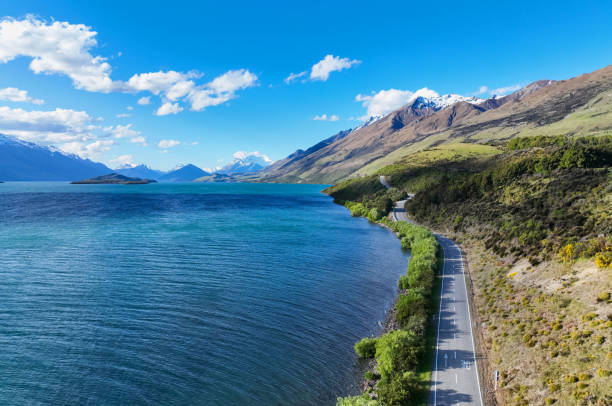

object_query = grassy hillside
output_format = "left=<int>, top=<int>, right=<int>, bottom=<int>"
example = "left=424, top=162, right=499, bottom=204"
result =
left=259, top=65, right=612, bottom=184
left=327, top=136, right=612, bottom=405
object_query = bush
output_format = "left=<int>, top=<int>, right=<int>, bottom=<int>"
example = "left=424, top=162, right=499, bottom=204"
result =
left=375, top=330, right=423, bottom=381
left=355, top=337, right=378, bottom=358
left=336, top=395, right=382, bottom=406
left=364, top=371, right=379, bottom=381
left=376, top=371, right=418, bottom=406
left=598, top=291, right=610, bottom=302
left=597, top=368, right=611, bottom=377
left=396, top=290, right=426, bottom=327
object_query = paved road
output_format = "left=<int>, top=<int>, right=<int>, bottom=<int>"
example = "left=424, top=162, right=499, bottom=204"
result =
left=380, top=175, right=392, bottom=189
left=390, top=200, right=483, bottom=406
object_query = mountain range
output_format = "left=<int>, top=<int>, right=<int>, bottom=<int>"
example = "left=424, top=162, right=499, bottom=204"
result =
left=0, top=134, right=112, bottom=181
left=2, top=64, right=611, bottom=183
left=254, top=64, right=612, bottom=183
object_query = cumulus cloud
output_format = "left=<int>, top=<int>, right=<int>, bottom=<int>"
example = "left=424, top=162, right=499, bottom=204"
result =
left=187, top=69, right=258, bottom=111
left=0, top=106, right=95, bottom=145
left=0, top=16, right=116, bottom=92
left=109, top=154, right=134, bottom=167
left=489, top=84, right=522, bottom=97
left=104, top=123, right=146, bottom=145
left=232, top=150, right=272, bottom=163
left=155, top=102, right=183, bottom=116
left=158, top=139, right=180, bottom=149
left=0, top=87, right=44, bottom=104
left=0, top=16, right=257, bottom=113
left=284, top=71, right=307, bottom=84
left=355, top=88, right=440, bottom=119
left=116, top=113, right=130, bottom=118
left=313, top=114, right=339, bottom=121
left=61, top=139, right=114, bottom=158
left=310, top=54, right=360, bottom=81
left=137, top=96, right=150, bottom=105
left=474, top=84, right=522, bottom=97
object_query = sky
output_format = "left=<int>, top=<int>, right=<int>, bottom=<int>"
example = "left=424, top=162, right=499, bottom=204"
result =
left=0, top=1, right=611, bottom=171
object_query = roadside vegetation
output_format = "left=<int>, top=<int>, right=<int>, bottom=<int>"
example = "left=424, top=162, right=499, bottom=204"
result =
left=328, top=135, right=611, bottom=405
left=335, top=216, right=441, bottom=405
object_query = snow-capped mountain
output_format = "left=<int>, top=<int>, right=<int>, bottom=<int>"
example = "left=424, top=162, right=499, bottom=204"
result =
left=217, top=152, right=272, bottom=175
left=0, top=133, right=112, bottom=181
left=413, top=93, right=482, bottom=110
left=157, top=164, right=209, bottom=182
left=352, top=115, right=383, bottom=132
left=115, top=164, right=164, bottom=180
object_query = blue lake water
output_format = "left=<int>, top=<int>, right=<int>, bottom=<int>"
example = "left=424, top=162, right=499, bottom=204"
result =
left=0, top=182, right=408, bottom=405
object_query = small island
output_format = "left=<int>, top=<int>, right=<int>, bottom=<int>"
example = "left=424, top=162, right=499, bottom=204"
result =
left=71, top=173, right=157, bottom=184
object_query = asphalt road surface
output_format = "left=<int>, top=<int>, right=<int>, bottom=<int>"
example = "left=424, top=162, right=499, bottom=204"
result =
left=390, top=200, right=483, bottom=406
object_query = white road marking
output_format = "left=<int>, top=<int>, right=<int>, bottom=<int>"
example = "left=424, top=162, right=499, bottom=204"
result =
left=455, top=374, right=458, bottom=383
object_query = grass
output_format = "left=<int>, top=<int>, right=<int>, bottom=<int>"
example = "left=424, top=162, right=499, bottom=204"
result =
left=354, top=142, right=501, bottom=177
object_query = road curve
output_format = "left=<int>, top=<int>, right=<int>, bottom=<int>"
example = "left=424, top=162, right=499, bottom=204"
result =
left=390, top=200, right=483, bottom=406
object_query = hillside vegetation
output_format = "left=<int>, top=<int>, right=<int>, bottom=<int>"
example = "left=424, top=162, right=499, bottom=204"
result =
left=258, top=64, right=612, bottom=184
left=327, top=135, right=611, bottom=405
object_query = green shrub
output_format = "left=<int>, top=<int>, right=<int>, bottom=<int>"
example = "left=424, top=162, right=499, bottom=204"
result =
left=376, top=371, right=418, bottom=406
left=597, top=368, right=611, bottom=377
left=598, top=291, right=610, bottom=302
left=375, top=330, right=423, bottom=381
left=336, top=394, right=382, bottom=406
left=364, top=371, right=379, bottom=381
left=565, top=375, right=578, bottom=383
left=354, top=337, right=378, bottom=358
left=395, top=290, right=426, bottom=327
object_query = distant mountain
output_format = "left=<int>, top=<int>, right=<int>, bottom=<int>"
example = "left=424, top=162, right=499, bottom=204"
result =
left=217, top=154, right=271, bottom=175
left=157, top=164, right=209, bottom=182
left=71, top=173, right=157, bottom=184
left=0, top=134, right=112, bottom=181
left=115, top=164, right=164, bottom=180
left=258, top=128, right=353, bottom=182
left=255, top=64, right=612, bottom=183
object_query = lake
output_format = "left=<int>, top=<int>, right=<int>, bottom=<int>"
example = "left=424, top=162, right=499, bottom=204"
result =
left=0, top=182, right=408, bottom=405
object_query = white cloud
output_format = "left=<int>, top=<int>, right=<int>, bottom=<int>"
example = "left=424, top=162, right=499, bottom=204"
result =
left=476, top=86, right=488, bottom=95
left=489, top=84, right=522, bottom=97
left=310, top=54, right=360, bottom=81
left=188, top=69, right=258, bottom=111
left=313, top=114, right=339, bottom=121
left=104, top=123, right=146, bottom=145
left=356, top=89, right=414, bottom=118
left=137, top=96, right=150, bottom=105
left=116, top=113, right=131, bottom=118
left=284, top=71, right=306, bottom=84
left=61, top=139, right=114, bottom=158
left=126, top=70, right=198, bottom=97
left=158, top=139, right=180, bottom=149
left=126, top=106, right=133, bottom=110
left=232, top=150, right=272, bottom=163
left=109, top=154, right=133, bottom=167
left=0, top=106, right=94, bottom=145
left=0, top=17, right=257, bottom=113
left=155, top=102, right=183, bottom=116
left=0, top=16, right=116, bottom=92
left=191, top=141, right=199, bottom=145
left=355, top=88, right=442, bottom=119
left=0, top=87, right=44, bottom=104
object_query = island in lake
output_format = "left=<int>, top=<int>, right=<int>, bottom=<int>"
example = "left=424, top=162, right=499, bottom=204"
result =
left=71, top=173, right=157, bottom=184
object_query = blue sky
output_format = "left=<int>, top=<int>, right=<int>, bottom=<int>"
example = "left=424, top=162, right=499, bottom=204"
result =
left=0, top=1, right=611, bottom=171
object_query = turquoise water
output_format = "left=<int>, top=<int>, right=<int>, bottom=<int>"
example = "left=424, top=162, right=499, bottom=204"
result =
left=0, top=182, right=408, bottom=405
